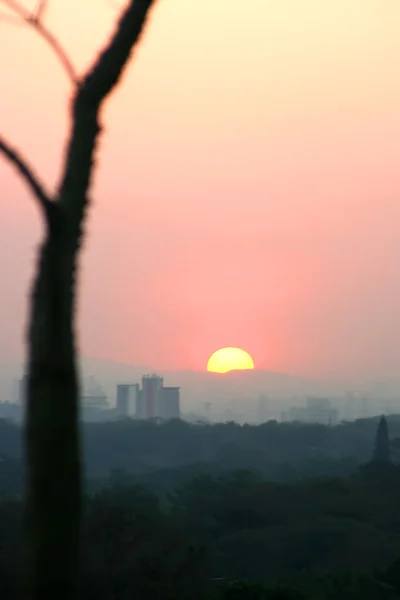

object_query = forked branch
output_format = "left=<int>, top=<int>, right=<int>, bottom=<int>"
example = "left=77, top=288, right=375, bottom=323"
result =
left=79, top=0, right=156, bottom=106
left=0, top=0, right=78, bottom=84
left=0, top=136, right=55, bottom=222
left=57, top=0, right=158, bottom=221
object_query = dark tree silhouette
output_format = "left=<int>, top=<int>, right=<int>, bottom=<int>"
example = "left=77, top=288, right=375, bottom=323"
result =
left=372, top=415, right=391, bottom=464
left=0, top=1, right=158, bottom=597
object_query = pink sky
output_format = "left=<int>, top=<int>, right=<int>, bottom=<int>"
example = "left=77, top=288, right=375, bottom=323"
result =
left=1, top=0, right=400, bottom=381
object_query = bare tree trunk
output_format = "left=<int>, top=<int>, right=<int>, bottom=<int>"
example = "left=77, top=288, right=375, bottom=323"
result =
left=1, top=1, right=158, bottom=597
left=25, top=86, right=102, bottom=598
left=26, top=217, right=81, bottom=598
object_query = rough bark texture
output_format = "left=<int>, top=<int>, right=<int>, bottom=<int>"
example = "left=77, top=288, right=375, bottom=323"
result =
left=26, top=216, right=81, bottom=598
left=0, top=1, right=158, bottom=597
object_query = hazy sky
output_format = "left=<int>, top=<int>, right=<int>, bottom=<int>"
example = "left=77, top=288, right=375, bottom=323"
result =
left=1, top=0, right=400, bottom=381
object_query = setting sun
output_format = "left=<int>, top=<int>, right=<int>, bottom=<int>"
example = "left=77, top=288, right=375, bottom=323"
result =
left=207, top=347, right=255, bottom=374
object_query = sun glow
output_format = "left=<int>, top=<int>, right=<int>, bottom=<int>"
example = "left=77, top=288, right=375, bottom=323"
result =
left=207, top=347, right=255, bottom=374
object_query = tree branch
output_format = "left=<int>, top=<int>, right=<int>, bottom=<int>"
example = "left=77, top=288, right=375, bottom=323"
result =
left=57, top=0, right=158, bottom=227
left=0, top=136, right=55, bottom=222
left=0, top=0, right=78, bottom=84
left=78, top=0, right=156, bottom=107
left=33, top=0, right=46, bottom=22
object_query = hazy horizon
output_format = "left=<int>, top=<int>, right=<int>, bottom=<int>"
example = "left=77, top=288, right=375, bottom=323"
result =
left=1, top=0, right=400, bottom=382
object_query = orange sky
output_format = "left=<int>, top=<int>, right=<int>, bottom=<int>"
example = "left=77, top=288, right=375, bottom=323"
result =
left=1, top=0, right=400, bottom=381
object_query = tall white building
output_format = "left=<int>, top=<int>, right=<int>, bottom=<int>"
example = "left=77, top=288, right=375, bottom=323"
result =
left=116, top=384, right=139, bottom=417
left=139, top=374, right=164, bottom=419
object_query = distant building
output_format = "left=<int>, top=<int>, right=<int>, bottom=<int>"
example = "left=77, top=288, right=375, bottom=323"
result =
left=136, top=374, right=180, bottom=421
left=162, top=387, right=180, bottom=420
left=258, top=395, right=268, bottom=423
left=289, top=397, right=338, bottom=426
left=81, top=394, right=109, bottom=409
left=15, top=374, right=27, bottom=406
left=81, top=375, right=109, bottom=410
left=360, top=396, right=370, bottom=418
left=140, top=374, right=164, bottom=419
left=116, top=384, right=139, bottom=418
left=135, top=390, right=146, bottom=420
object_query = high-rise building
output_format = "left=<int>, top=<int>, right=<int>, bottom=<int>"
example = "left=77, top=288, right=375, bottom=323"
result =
left=136, top=375, right=180, bottom=420
left=141, top=374, right=164, bottom=419
left=116, top=384, right=139, bottom=417
left=135, top=390, right=145, bottom=419
left=162, top=386, right=180, bottom=420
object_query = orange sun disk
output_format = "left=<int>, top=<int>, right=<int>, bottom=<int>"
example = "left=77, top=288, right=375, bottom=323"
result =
left=207, top=347, right=255, bottom=374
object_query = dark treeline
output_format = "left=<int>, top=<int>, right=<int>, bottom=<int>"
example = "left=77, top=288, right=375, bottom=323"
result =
left=2, top=415, right=400, bottom=487
left=2, top=416, right=400, bottom=597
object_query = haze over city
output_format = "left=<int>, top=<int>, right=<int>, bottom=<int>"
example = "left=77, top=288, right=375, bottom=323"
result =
left=1, top=0, right=400, bottom=389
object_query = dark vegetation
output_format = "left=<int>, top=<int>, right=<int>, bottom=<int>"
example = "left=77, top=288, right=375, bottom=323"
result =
left=1, top=414, right=399, bottom=483
left=0, top=416, right=400, bottom=598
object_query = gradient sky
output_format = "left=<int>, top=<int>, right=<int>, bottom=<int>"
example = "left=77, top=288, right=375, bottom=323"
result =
left=1, top=0, right=400, bottom=381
